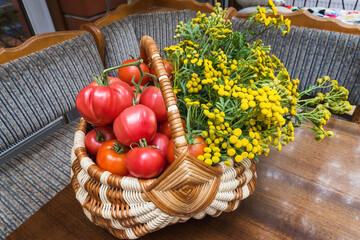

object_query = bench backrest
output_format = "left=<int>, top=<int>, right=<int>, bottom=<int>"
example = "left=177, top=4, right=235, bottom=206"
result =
left=0, top=32, right=103, bottom=162
left=128, top=10, right=198, bottom=54
left=100, top=10, right=198, bottom=76
left=100, top=18, right=140, bottom=76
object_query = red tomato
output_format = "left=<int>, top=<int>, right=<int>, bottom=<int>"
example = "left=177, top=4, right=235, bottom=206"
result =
left=113, top=105, right=157, bottom=146
left=150, top=60, right=174, bottom=81
left=85, top=125, right=115, bottom=155
left=188, top=136, right=207, bottom=157
left=76, top=77, right=134, bottom=126
left=118, top=59, right=150, bottom=86
left=158, top=119, right=186, bottom=139
left=126, top=145, right=165, bottom=178
left=108, top=76, right=121, bottom=81
left=149, top=133, right=169, bottom=159
left=166, top=135, right=207, bottom=164
left=96, top=139, right=128, bottom=176
left=139, top=86, right=167, bottom=122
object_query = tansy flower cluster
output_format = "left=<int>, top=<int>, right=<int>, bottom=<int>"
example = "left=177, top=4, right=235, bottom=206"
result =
left=250, top=0, right=291, bottom=36
left=164, top=3, right=351, bottom=166
left=295, top=76, right=351, bottom=141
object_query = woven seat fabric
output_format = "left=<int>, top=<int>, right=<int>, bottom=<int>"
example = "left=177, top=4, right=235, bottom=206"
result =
left=128, top=10, right=198, bottom=54
left=0, top=32, right=103, bottom=152
left=101, top=10, right=198, bottom=77
left=0, top=120, right=78, bottom=239
left=100, top=18, right=140, bottom=76
left=231, top=18, right=360, bottom=105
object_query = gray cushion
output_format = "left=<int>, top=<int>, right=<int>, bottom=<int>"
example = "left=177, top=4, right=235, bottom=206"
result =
left=0, top=120, right=78, bottom=239
left=101, top=10, right=198, bottom=76
left=128, top=10, right=198, bottom=54
left=0, top=32, right=103, bottom=152
left=101, top=17, right=140, bottom=76
left=231, top=18, right=360, bottom=105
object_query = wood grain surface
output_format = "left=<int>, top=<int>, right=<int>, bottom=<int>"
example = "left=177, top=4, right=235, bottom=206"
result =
left=0, top=31, right=85, bottom=65
left=6, top=117, right=360, bottom=240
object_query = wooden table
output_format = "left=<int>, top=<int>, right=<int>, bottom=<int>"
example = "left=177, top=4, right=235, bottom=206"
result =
left=6, top=118, right=360, bottom=240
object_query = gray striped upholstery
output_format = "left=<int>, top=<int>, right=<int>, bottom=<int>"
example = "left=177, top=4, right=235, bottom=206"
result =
left=232, top=18, right=360, bottom=105
left=101, top=10, right=198, bottom=76
left=0, top=32, right=103, bottom=238
left=0, top=32, right=103, bottom=152
left=128, top=10, right=198, bottom=54
left=101, top=18, right=140, bottom=76
left=0, top=120, right=78, bottom=239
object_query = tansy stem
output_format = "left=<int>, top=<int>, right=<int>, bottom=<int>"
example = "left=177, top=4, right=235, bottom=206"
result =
left=185, top=107, right=194, bottom=145
left=248, top=25, right=272, bottom=42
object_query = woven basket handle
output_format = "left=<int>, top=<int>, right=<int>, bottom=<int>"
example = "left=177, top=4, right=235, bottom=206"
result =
left=139, top=36, right=189, bottom=157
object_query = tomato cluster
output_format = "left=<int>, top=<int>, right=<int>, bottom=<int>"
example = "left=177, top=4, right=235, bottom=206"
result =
left=76, top=59, right=205, bottom=179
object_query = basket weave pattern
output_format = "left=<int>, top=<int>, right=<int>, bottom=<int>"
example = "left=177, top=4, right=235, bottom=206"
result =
left=71, top=36, right=257, bottom=239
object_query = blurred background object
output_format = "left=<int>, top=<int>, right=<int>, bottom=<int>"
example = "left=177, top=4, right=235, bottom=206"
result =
left=23, top=0, right=55, bottom=34
left=284, top=0, right=359, bottom=10
left=56, top=0, right=126, bottom=30
left=0, top=0, right=127, bottom=48
left=235, top=0, right=292, bottom=13
left=1, top=0, right=359, bottom=49
left=0, top=0, right=31, bottom=47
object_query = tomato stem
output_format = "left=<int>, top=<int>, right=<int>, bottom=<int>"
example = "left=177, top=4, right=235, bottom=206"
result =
left=139, top=138, right=148, bottom=148
left=112, top=142, right=125, bottom=154
left=132, top=76, right=140, bottom=105
left=94, top=129, right=104, bottom=142
left=145, top=72, right=159, bottom=87
left=129, top=142, right=140, bottom=149
left=139, top=138, right=160, bottom=151
left=132, top=60, right=148, bottom=105
left=98, top=60, right=143, bottom=87
left=94, top=75, right=108, bottom=87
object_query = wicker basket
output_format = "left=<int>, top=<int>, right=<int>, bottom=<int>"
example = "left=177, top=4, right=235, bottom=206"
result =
left=71, top=36, right=257, bottom=239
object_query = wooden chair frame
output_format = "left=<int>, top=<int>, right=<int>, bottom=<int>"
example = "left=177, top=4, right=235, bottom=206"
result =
left=0, top=31, right=86, bottom=65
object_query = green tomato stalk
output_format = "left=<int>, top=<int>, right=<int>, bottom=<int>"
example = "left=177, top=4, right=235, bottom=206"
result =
left=96, top=59, right=158, bottom=105
left=111, top=142, right=125, bottom=154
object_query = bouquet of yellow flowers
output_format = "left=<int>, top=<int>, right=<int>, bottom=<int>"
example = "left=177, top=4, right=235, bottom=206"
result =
left=164, top=2, right=351, bottom=166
